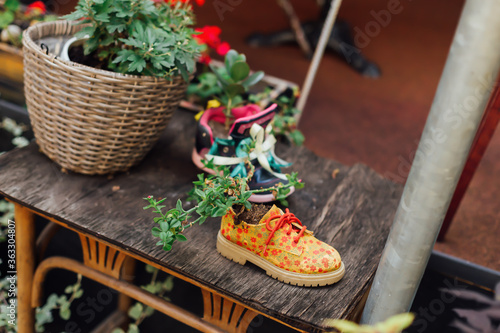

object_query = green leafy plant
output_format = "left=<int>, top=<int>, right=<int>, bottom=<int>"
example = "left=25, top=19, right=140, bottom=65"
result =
left=34, top=274, right=84, bottom=331
left=270, top=87, right=304, bottom=146
left=0, top=0, right=19, bottom=30
left=248, top=86, right=305, bottom=146
left=144, top=160, right=303, bottom=252
left=0, top=272, right=83, bottom=332
left=112, top=265, right=175, bottom=333
left=63, top=0, right=203, bottom=80
left=188, top=50, right=305, bottom=145
left=187, top=49, right=265, bottom=126
left=324, top=313, right=415, bottom=333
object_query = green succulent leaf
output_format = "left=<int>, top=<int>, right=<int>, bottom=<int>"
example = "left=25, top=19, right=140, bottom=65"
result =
left=241, top=71, right=264, bottom=89
left=128, top=303, right=143, bottom=320
left=230, top=61, right=250, bottom=82
left=225, top=83, right=245, bottom=98
left=224, top=49, right=239, bottom=73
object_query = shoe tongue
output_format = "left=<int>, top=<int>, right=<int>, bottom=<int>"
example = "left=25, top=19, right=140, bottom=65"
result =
left=258, top=205, right=283, bottom=224
left=229, top=104, right=277, bottom=141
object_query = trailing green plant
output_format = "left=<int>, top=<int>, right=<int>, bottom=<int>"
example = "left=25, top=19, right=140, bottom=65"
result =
left=0, top=236, right=174, bottom=332
left=63, top=0, right=203, bottom=80
left=0, top=272, right=83, bottom=332
left=187, top=49, right=265, bottom=125
left=324, top=313, right=415, bottom=333
left=34, top=274, right=84, bottom=331
left=112, top=265, right=175, bottom=333
left=144, top=159, right=303, bottom=252
left=1, top=117, right=29, bottom=151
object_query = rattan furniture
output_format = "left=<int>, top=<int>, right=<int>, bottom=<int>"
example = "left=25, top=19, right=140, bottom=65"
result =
left=0, top=109, right=401, bottom=333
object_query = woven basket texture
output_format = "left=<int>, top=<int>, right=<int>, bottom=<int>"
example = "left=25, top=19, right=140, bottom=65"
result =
left=23, top=20, right=188, bottom=175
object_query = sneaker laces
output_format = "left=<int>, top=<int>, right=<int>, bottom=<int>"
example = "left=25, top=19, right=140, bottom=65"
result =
left=263, top=209, right=307, bottom=252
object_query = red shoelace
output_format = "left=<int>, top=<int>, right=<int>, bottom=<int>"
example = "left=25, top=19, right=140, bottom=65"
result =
left=263, top=209, right=307, bottom=252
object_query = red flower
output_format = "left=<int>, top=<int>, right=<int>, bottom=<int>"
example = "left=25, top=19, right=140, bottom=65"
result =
left=193, top=25, right=231, bottom=64
left=26, top=1, right=46, bottom=15
left=198, top=54, right=211, bottom=65
left=216, top=41, right=230, bottom=56
left=194, top=26, right=222, bottom=49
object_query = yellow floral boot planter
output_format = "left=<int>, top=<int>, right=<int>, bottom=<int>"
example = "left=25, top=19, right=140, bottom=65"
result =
left=217, top=205, right=345, bottom=287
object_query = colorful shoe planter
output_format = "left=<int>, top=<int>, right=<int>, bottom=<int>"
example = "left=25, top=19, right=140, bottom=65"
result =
left=192, top=104, right=295, bottom=203
left=217, top=205, right=345, bottom=287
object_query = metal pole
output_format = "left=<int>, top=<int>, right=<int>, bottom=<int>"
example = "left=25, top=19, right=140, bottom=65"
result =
left=296, top=0, right=342, bottom=122
left=361, top=0, right=500, bottom=324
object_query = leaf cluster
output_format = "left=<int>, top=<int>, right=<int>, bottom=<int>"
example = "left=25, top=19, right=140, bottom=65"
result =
left=187, top=49, right=264, bottom=116
left=0, top=0, right=20, bottom=29
left=112, top=265, right=175, bottom=333
left=63, top=0, right=202, bottom=80
left=144, top=160, right=303, bottom=252
left=271, top=88, right=305, bottom=146
left=33, top=274, right=83, bottom=332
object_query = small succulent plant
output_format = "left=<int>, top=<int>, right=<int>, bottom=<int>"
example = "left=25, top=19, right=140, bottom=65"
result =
left=187, top=49, right=265, bottom=127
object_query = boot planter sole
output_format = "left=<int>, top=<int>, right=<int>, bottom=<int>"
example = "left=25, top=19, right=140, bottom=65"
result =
left=216, top=231, right=345, bottom=287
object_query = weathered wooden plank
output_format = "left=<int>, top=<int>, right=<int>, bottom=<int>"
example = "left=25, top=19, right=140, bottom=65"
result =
left=0, top=144, right=109, bottom=215
left=279, top=164, right=401, bottom=327
left=0, top=109, right=402, bottom=332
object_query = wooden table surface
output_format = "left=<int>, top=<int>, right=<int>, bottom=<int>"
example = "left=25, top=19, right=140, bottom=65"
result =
left=0, top=109, right=402, bottom=332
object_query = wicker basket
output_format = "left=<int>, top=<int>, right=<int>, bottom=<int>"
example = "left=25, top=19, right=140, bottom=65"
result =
left=22, top=20, right=189, bottom=175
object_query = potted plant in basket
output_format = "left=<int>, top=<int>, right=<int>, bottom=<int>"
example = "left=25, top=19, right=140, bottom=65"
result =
left=22, top=0, right=204, bottom=175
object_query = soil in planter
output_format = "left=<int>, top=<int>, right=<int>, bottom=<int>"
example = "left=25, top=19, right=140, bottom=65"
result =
left=209, top=119, right=231, bottom=138
left=68, top=45, right=108, bottom=71
left=234, top=203, right=270, bottom=225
